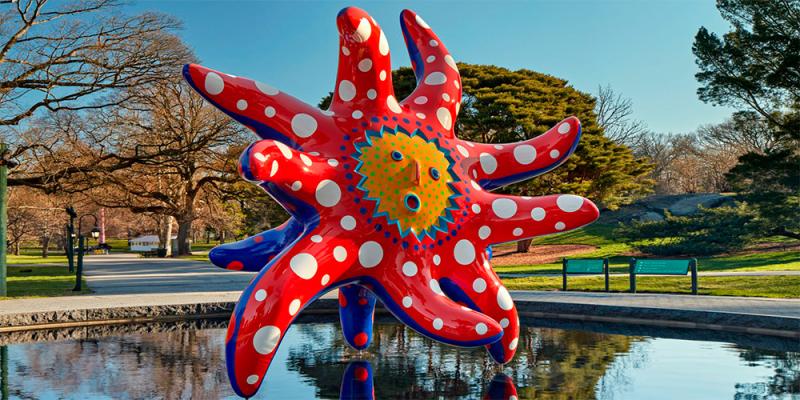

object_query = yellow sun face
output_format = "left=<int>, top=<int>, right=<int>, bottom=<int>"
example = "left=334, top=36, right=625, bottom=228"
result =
left=354, top=128, right=458, bottom=238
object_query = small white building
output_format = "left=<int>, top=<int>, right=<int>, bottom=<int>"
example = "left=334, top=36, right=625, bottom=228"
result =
left=130, top=235, right=177, bottom=252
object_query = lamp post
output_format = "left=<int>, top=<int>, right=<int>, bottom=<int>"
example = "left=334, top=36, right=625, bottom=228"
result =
left=0, top=143, right=18, bottom=297
left=73, top=213, right=99, bottom=292
left=65, top=206, right=77, bottom=273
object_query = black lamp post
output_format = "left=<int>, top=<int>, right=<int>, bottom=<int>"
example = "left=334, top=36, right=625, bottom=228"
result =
left=73, top=213, right=99, bottom=292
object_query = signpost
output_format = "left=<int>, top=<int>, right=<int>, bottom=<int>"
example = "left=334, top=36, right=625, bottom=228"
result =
left=0, top=143, right=17, bottom=297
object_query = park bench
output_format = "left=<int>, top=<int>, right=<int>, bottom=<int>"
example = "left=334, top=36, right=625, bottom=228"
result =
left=562, top=258, right=609, bottom=292
left=629, top=258, right=698, bottom=295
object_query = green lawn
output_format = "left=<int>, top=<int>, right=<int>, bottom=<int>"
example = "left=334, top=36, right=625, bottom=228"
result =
left=493, top=224, right=800, bottom=275
left=7, top=254, right=68, bottom=265
left=1, top=266, right=90, bottom=299
left=502, top=275, right=800, bottom=299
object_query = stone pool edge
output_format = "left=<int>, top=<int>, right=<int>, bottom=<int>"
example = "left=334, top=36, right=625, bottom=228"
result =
left=2, top=294, right=798, bottom=339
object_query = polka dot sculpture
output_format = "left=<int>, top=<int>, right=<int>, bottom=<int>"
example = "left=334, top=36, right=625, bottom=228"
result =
left=183, top=6, right=599, bottom=398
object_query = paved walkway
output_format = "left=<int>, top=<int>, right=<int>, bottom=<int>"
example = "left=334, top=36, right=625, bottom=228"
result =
left=80, top=253, right=255, bottom=294
left=500, top=270, right=800, bottom=278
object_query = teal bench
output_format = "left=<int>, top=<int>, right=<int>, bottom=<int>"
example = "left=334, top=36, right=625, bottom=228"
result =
left=629, top=258, right=698, bottom=295
left=562, top=258, right=609, bottom=292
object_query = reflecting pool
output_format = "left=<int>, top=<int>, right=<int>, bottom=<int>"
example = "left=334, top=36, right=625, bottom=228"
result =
left=1, top=319, right=798, bottom=399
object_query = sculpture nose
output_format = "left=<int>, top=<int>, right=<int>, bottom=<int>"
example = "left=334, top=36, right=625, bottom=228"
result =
left=411, top=159, right=421, bottom=186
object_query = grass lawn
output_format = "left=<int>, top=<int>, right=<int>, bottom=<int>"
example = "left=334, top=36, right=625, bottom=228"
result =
left=1, top=266, right=90, bottom=300
left=502, top=275, right=800, bottom=298
left=7, top=254, right=68, bottom=265
left=493, top=224, right=800, bottom=275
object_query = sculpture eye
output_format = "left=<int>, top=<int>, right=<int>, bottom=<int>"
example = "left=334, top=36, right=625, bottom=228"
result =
left=391, top=150, right=404, bottom=161
left=429, top=167, right=440, bottom=180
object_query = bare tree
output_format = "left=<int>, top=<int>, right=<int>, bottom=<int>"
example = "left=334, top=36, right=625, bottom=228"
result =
left=594, top=85, right=649, bottom=146
left=0, top=0, right=188, bottom=127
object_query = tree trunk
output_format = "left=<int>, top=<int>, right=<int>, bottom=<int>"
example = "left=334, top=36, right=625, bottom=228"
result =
left=773, top=227, right=800, bottom=240
left=516, top=239, right=533, bottom=253
left=13, top=242, right=19, bottom=256
left=176, top=216, right=193, bottom=256
left=41, top=236, right=50, bottom=258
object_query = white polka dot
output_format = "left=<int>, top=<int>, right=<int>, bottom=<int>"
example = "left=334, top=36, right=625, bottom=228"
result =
left=341, top=46, right=350, bottom=56
left=497, top=287, right=513, bottom=311
left=494, top=144, right=504, bottom=150
left=479, top=226, right=491, bottom=240
left=321, top=274, right=330, bottom=285
left=509, top=337, right=519, bottom=350
left=300, top=154, right=312, bottom=167
left=415, top=14, right=430, bottom=29
left=429, top=39, right=439, bottom=47
left=453, top=239, right=476, bottom=265
left=289, top=299, right=301, bottom=316
left=338, top=80, right=356, bottom=102
left=291, top=114, right=317, bottom=138
left=479, top=153, right=497, bottom=174
left=386, top=95, right=402, bottom=113
left=456, top=145, right=469, bottom=157
left=354, top=18, right=371, bottom=42
left=333, top=246, right=347, bottom=262
left=442, top=93, right=451, bottom=102
left=473, top=278, right=487, bottom=293
left=531, top=207, right=546, bottom=221
left=444, top=54, right=458, bottom=72
left=275, top=142, right=292, bottom=159
left=204, top=72, right=224, bottom=95
left=402, top=261, right=418, bottom=277
left=429, top=279, right=444, bottom=295
left=402, top=296, right=413, bottom=308
left=499, top=318, right=510, bottom=328
left=513, top=228, right=523, bottom=237
left=558, top=122, right=571, bottom=134
left=327, top=159, right=339, bottom=167
left=378, top=30, right=389, bottom=55
left=264, top=106, right=276, bottom=118
left=310, top=235, right=322, bottom=243
left=367, top=89, right=377, bottom=99
left=492, top=198, right=517, bottom=219
left=269, top=160, right=279, bottom=177
left=357, top=58, right=373, bottom=72
left=513, top=144, right=536, bottom=165
left=416, top=112, right=426, bottom=119
left=424, top=72, right=447, bottom=85
left=433, top=318, right=444, bottom=330
left=426, top=55, right=436, bottom=63
left=555, top=222, right=566, bottom=230
left=340, top=215, right=356, bottom=231
left=476, top=323, right=488, bottom=335
left=433, top=255, right=441, bottom=265
left=253, top=325, right=281, bottom=355
left=470, top=180, right=482, bottom=191
left=550, top=149, right=560, bottom=159
left=436, top=107, right=452, bottom=130
left=414, top=96, right=428, bottom=104
left=358, top=241, right=383, bottom=268
left=557, top=194, right=584, bottom=212
left=290, top=253, right=317, bottom=279
left=253, top=80, right=278, bottom=96
left=352, top=110, right=363, bottom=119
left=247, top=375, right=259, bottom=385
left=236, top=99, right=248, bottom=110
left=471, top=204, right=481, bottom=214
left=315, top=180, right=341, bottom=207
left=379, top=70, right=387, bottom=81
left=254, top=289, right=267, bottom=301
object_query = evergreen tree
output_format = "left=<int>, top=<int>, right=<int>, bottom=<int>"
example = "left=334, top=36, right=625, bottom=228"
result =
left=693, top=0, right=800, bottom=240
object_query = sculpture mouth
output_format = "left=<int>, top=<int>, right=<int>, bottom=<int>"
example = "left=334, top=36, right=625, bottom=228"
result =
left=352, top=125, right=460, bottom=239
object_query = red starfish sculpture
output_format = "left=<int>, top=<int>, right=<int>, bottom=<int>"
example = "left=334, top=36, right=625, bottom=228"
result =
left=183, top=7, right=599, bottom=398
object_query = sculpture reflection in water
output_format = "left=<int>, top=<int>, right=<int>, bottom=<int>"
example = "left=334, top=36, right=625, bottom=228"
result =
left=339, top=361, right=517, bottom=400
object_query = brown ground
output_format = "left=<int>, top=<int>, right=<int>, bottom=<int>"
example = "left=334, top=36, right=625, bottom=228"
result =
left=491, top=244, right=597, bottom=266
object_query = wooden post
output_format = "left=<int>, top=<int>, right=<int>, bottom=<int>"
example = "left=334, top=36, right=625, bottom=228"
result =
left=0, top=143, right=8, bottom=297
left=604, top=258, right=610, bottom=292
left=562, top=258, right=567, bottom=291
left=690, top=258, right=698, bottom=295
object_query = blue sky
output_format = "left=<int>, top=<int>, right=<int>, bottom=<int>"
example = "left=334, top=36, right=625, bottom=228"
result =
left=131, top=1, right=736, bottom=134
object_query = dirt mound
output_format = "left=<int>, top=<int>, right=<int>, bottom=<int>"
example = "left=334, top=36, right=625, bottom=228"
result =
left=491, top=245, right=596, bottom=266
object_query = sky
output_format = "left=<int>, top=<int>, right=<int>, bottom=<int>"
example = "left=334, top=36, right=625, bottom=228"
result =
left=130, top=0, right=737, bottom=134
